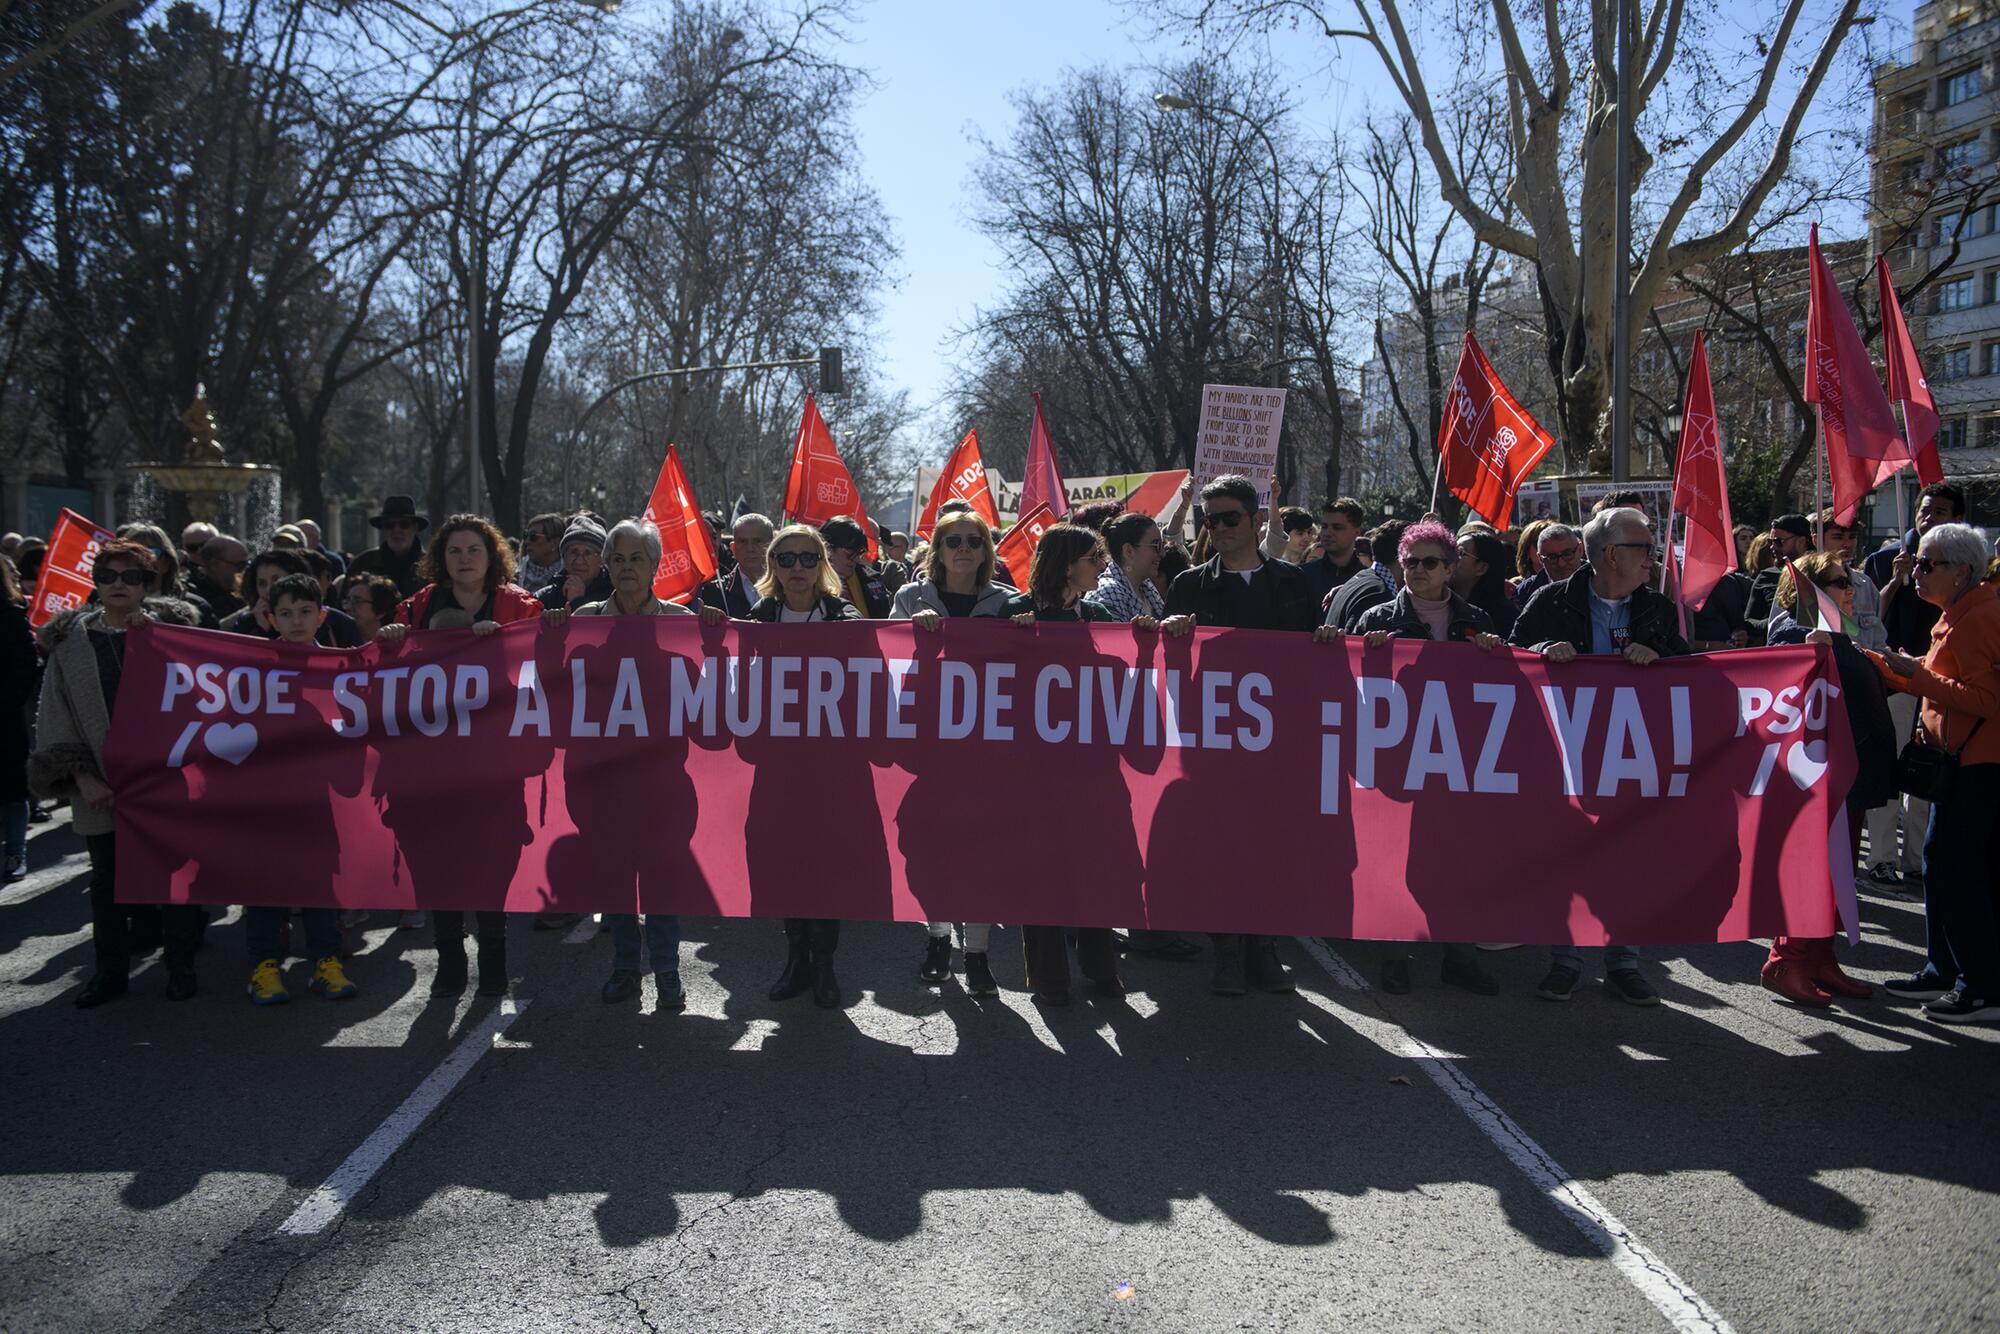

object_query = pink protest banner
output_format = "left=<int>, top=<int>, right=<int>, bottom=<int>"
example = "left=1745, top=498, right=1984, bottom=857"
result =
left=103, top=619, right=1853, bottom=944
left=29, top=508, right=114, bottom=628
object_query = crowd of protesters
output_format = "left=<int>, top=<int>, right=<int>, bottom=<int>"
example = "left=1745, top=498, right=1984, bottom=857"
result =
left=10, top=471, right=1998, bottom=1026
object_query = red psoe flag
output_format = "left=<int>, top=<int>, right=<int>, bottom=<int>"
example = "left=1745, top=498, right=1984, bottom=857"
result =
left=1437, top=332, right=1555, bottom=529
left=783, top=394, right=877, bottom=562
left=639, top=444, right=719, bottom=603
left=1020, top=393, right=1070, bottom=520
left=29, top=508, right=114, bottom=628
left=916, top=429, right=1000, bottom=539
left=1669, top=332, right=1736, bottom=612
left=1805, top=225, right=1910, bottom=523
left=995, top=502, right=1055, bottom=587
left=1876, top=255, right=1946, bottom=487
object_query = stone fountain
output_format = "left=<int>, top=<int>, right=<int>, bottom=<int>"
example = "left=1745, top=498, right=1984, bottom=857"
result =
left=123, top=387, right=283, bottom=548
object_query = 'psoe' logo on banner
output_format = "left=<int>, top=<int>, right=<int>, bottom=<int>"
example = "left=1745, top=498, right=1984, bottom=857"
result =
left=1737, top=678, right=1840, bottom=793
left=816, top=478, right=851, bottom=506
left=659, top=550, right=691, bottom=577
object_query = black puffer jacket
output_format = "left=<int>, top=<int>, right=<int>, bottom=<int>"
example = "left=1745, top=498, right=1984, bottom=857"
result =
left=1766, top=607, right=1899, bottom=813
left=1508, top=567, right=1691, bottom=658
left=1352, top=588, right=1494, bottom=643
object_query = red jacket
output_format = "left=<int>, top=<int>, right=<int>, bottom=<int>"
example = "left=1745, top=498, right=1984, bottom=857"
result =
left=394, top=582, right=543, bottom=628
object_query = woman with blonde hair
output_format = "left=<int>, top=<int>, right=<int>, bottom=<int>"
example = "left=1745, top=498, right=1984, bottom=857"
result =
left=890, top=510, right=1013, bottom=993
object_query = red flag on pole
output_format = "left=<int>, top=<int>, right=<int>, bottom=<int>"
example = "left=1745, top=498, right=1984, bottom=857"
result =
left=1805, top=225, right=1910, bottom=523
left=1436, top=332, right=1555, bottom=529
left=1669, top=332, right=1735, bottom=613
left=783, top=394, right=878, bottom=562
left=29, top=508, right=114, bottom=628
left=1020, top=394, right=1070, bottom=520
left=995, top=502, right=1055, bottom=588
left=1875, top=255, right=1946, bottom=488
left=916, top=429, right=1000, bottom=539
left=639, top=444, right=719, bottom=603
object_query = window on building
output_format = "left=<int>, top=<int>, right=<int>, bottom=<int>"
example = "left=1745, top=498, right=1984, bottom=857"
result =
left=1987, top=270, right=2000, bottom=305
left=1940, top=346, right=1972, bottom=379
left=1943, top=138, right=1985, bottom=171
left=1937, top=210, right=1962, bottom=243
left=1981, top=416, right=2000, bottom=449
left=1940, top=417, right=1970, bottom=450
left=1986, top=342, right=2000, bottom=376
left=1944, top=67, right=1984, bottom=105
left=1938, top=276, right=1977, bottom=311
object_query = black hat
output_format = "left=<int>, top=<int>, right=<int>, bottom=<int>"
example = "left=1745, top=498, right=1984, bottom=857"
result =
left=1771, top=514, right=1812, bottom=538
left=370, top=495, right=430, bottom=530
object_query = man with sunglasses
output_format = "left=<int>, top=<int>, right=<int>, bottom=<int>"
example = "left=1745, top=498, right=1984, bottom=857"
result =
left=1511, top=506, right=1690, bottom=1007
left=345, top=494, right=430, bottom=597
left=820, top=515, right=893, bottom=618
left=1165, top=474, right=1321, bottom=996
left=517, top=512, right=568, bottom=594
left=188, top=535, right=250, bottom=619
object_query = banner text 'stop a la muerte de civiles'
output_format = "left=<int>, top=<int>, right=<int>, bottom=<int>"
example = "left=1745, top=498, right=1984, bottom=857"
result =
left=104, top=619, right=1856, bottom=945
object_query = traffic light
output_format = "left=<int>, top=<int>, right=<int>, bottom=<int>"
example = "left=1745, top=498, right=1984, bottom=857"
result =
left=818, top=346, right=844, bottom=396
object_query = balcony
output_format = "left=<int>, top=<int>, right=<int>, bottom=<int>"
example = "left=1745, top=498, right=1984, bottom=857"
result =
left=1878, top=106, right=1933, bottom=144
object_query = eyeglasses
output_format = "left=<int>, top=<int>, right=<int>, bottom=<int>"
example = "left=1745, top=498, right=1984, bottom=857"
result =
left=1609, top=541, right=1658, bottom=558
left=93, top=568, right=151, bottom=587
left=1202, top=510, right=1248, bottom=530
left=213, top=556, right=248, bottom=570
left=1916, top=556, right=1959, bottom=575
left=940, top=533, right=984, bottom=551
left=773, top=550, right=822, bottom=569
left=1400, top=555, right=1447, bottom=571
left=1822, top=576, right=1853, bottom=590
left=1541, top=546, right=1582, bottom=564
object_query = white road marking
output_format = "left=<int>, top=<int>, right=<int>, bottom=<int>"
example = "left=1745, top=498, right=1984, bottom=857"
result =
left=729, top=1018, right=780, bottom=1051
left=562, top=915, right=600, bottom=945
left=276, top=998, right=528, bottom=1237
left=1294, top=936, right=1736, bottom=1334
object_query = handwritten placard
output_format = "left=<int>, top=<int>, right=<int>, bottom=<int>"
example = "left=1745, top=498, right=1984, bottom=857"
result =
left=1194, top=384, right=1287, bottom=507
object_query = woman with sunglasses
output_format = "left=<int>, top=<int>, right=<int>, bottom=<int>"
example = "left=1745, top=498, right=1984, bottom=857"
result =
left=1861, top=523, right=2000, bottom=1024
left=31, top=541, right=207, bottom=1006
left=747, top=524, right=864, bottom=1006
left=1349, top=520, right=1506, bottom=996
left=1758, top=553, right=1897, bottom=1006
left=890, top=511, right=1014, bottom=994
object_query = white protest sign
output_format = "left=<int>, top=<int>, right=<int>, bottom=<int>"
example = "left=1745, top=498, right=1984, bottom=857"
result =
left=1194, top=384, right=1287, bottom=507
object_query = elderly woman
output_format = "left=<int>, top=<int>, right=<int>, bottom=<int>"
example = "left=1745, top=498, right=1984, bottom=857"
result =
left=1004, top=523, right=1192, bottom=1004
left=1758, top=553, right=1897, bottom=1005
left=338, top=574, right=401, bottom=643
left=30, top=541, right=206, bottom=1006
left=891, top=510, right=1014, bottom=994
left=1348, top=519, right=1507, bottom=996
left=742, top=524, right=865, bottom=1006
left=1864, top=523, right=2000, bottom=1024
left=545, top=519, right=726, bottom=1009
left=378, top=515, right=543, bottom=992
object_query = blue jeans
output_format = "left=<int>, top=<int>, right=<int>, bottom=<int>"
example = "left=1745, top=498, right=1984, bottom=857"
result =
left=1549, top=944, right=1640, bottom=974
left=608, top=914, right=681, bottom=975
left=1920, top=764, right=2000, bottom=996
left=245, top=907, right=340, bottom=963
left=1, top=800, right=25, bottom=859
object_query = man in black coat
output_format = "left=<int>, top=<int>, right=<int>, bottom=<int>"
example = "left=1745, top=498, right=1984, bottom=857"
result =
left=1744, top=513, right=1813, bottom=642
left=1509, top=506, right=1688, bottom=1008
left=1164, top=474, right=1317, bottom=997
left=699, top=513, right=773, bottom=618
left=344, top=495, right=430, bottom=598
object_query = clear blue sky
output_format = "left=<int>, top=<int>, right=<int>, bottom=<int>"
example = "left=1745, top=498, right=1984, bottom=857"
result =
left=843, top=0, right=1392, bottom=433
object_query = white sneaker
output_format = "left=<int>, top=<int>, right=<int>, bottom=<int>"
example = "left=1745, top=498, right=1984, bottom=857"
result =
left=3, top=855, right=23, bottom=883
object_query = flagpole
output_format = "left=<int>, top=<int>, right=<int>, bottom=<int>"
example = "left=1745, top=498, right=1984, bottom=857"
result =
left=1813, top=405, right=1826, bottom=548
left=1428, top=445, right=1446, bottom=517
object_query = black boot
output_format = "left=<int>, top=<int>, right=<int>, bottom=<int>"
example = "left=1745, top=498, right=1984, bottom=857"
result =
left=770, top=921, right=813, bottom=1001
left=476, top=943, right=509, bottom=997
left=920, top=933, right=953, bottom=983
left=431, top=941, right=468, bottom=999
left=1244, top=936, right=1295, bottom=993
left=75, top=970, right=129, bottom=1009
left=812, top=954, right=842, bottom=1009
left=1211, top=933, right=1247, bottom=996
left=164, top=958, right=199, bottom=1002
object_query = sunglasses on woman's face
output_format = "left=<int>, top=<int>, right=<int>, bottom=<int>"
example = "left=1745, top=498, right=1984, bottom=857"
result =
left=772, top=550, right=822, bottom=570
left=1401, top=555, right=1447, bottom=571
left=1822, top=576, right=1853, bottom=590
left=92, top=568, right=151, bottom=587
left=940, top=533, right=984, bottom=551
left=1916, top=556, right=1958, bottom=575
left=1202, top=509, right=1248, bottom=530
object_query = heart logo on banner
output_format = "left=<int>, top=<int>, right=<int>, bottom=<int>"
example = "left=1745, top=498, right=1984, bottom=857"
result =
left=204, top=722, right=259, bottom=766
left=1785, top=738, right=1828, bottom=790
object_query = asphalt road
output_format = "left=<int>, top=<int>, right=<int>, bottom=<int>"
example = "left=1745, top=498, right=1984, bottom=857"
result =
left=3, top=812, right=1996, bottom=1333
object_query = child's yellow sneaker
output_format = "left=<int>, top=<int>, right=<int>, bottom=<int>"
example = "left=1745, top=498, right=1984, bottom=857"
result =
left=246, top=958, right=288, bottom=1005
left=309, top=956, right=357, bottom=1001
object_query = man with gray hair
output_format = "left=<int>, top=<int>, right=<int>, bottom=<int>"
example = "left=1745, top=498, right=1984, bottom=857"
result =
left=700, top=512, right=774, bottom=618
left=1513, top=522, right=1582, bottom=604
left=1510, top=506, right=1689, bottom=1007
